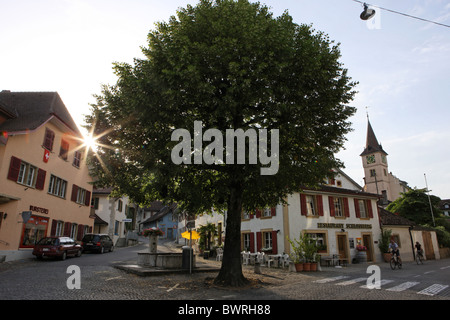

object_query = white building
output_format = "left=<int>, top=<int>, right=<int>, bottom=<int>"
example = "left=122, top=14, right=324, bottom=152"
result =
left=187, top=169, right=383, bottom=264
left=91, top=188, right=137, bottom=245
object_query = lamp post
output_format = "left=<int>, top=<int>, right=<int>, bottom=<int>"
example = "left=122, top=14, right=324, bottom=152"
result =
left=424, top=173, right=436, bottom=227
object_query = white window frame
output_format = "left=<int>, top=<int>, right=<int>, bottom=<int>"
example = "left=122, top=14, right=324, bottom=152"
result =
left=306, top=195, right=316, bottom=216
left=334, top=198, right=344, bottom=217
left=358, top=200, right=368, bottom=218
left=17, top=161, right=37, bottom=187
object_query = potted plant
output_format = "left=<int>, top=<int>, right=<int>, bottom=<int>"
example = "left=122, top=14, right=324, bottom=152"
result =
left=288, top=236, right=304, bottom=272
left=378, top=229, right=392, bottom=262
left=302, top=235, right=319, bottom=272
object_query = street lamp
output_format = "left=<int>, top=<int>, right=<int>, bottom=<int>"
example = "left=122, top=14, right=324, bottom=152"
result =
left=360, top=3, right=376, bottom=20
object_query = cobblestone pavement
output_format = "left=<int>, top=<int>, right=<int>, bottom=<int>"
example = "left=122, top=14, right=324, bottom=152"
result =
left=1, top=240, right=449, bottom=302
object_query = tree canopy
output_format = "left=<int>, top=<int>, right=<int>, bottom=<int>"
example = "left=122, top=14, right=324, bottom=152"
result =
left=386, top=188, right=442, bottom=226
left=386, top=188, right=450, bottom=247
left=85, top=0, right=357, bottom=286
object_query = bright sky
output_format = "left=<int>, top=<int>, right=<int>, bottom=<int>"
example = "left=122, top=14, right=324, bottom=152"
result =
left=1, top=0, right=449, bottom=199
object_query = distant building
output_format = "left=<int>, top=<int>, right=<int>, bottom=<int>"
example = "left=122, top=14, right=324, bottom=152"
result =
left=90, top=188, right=138, bottom=245
left=378, top=208, right=440, bottom=261
left=360, top=119, right=410, bottom=206
left=439, top=199, right=450, bottom=218
left=139, top=202, right=178, bottom=240
left=0, top=91, right=94, bottom=261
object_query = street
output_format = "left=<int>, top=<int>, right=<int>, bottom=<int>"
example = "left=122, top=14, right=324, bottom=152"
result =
left=0, top=239, right=449, bottom=302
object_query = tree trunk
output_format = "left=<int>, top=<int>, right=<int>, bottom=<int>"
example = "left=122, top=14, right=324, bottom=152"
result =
left=214, top=183, right=249, bottom=287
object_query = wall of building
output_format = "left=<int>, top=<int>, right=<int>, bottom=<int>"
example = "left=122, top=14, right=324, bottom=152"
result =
left=0, top=121, right=93, bottom=261
left=286, top=191, right=382, bottom=263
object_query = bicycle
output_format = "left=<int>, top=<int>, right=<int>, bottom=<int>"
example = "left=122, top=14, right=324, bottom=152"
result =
left=416, top=250, right=424, bottom=265
left=390, top=253, right=402, bottom=270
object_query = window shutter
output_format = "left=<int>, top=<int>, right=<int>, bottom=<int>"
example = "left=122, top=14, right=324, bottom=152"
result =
left=354, top=199, right=361, bottom=218
left=256, top=232, right=262, bottom=252
left=84, top=190, right=91, bottom=207
left=271, top=231, right=278, bottom=254
left=63, top=222, right=71, bottom=237
left=328, top=196, right=335, bottom=217
left=50, top=220, right=57, bottom=236
left=77, top=224, right=84, bottom=241
left=255, top=209, right=261, bottom=218
left=71, top=185, right=78, bottom=202
left=43, top=129, right=55, bottom=151
left=7, top=156, right=21, bottom=181
left=300, top=194, right=307, bottom=216
left=366, top=199, right=373, bottom=218
left=343, top=197, right=350, bottom=217
left=271, top=207, right=276, bottom=216
left=88, top=226, right=92, bottom=233
left=316, top=195, right=324, bottom=216
left=59, top=140, right=69, bottom=160
left=249, top=232, right=255, bottom=253
left=35, top=169, right=46, bottom=190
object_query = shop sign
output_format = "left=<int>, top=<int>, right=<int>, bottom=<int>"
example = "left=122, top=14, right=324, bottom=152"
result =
left=29, top=205, right=49, bottom=215
left=317, top=223, right=372, bottom=229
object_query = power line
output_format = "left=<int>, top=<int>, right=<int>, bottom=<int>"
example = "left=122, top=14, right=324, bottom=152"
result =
left=352, top=0, right=450, bottom=29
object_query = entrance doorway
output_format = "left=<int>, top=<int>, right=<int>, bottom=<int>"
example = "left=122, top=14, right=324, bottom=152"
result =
left=422, top=231, right=435, bottom=260
left=362, top=234, right=373, bottom=262
left=337, top=234, right=348, bottom=260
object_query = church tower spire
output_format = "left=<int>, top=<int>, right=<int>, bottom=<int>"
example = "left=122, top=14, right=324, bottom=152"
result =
left=360, top=119, right=387, bottom=157
left=361, top=119, right=390, bottom=204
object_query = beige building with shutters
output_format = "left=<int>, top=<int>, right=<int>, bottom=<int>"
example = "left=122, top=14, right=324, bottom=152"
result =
left=0, top=91, right=94, bottom=262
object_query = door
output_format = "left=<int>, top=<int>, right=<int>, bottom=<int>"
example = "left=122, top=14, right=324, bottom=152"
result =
left=422, top=231, right=435, bottom=260
left=363, top=234, right=373, bottom=262
left=337, top=234, right=348, bottom=260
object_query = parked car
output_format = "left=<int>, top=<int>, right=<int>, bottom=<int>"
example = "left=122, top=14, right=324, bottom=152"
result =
left=32, top=236, right=82, bottom=260
left=81, top=234, right=114, bottom=253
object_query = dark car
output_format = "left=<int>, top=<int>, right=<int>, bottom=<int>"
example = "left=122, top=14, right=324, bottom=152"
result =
left=81, top=234, right=114, bottom=253
left=32, top=236, right=82, bottom=260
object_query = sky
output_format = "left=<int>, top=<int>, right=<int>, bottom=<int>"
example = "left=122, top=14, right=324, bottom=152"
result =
left=1, top=0, right=449, bottom=199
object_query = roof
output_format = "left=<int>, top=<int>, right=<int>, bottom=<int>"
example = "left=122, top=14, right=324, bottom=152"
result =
left=360, top=119, right=388, bottom=156
left=302, top=185, right=379, bottom=199
left=141, top=203, right=178, bottom=224
left=93, top=214, right=108, bottom=226
left=0, top=91, right=81, bottom=137
left=93, top=187, right=114, bottom=195
left=379, top=207, right=414, bottom=227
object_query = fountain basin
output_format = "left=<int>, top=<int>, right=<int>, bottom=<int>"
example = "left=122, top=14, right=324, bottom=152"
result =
left=137, top=252, right=192, bottom=269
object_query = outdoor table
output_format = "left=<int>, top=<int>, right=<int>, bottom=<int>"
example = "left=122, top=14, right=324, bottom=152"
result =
left=267, top=254, right=282, bottom=267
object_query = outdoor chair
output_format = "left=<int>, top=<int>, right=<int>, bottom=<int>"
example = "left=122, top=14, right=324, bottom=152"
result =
left=242, top=251, right=250, bottom=265
left=216, top=248, right=223, bottom=261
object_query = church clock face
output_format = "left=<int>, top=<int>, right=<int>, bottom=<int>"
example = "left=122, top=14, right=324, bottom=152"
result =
left=366, top=155, right=375, bottom=164
left=381, top=155, right=387, bottom=164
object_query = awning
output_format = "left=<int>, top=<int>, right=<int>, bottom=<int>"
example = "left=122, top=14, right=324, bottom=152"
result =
left=0, top=193, right=20, bottom=204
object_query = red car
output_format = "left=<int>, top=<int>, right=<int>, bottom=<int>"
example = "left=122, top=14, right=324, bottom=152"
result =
left=32, top=236, right=82, bottom=260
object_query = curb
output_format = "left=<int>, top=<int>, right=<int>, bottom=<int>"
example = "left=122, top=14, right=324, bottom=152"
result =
left=114, top=264, right=221, bottom=276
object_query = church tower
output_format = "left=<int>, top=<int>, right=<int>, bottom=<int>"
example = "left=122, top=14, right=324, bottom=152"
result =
left=360, top=119, right=390, bottom=203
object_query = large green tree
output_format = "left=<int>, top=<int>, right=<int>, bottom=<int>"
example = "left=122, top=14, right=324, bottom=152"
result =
left=386, top=189, right=450, bottom=247
left=85, top=0, right=357, bottom=286
left=386, top=189, right=442, bottom=226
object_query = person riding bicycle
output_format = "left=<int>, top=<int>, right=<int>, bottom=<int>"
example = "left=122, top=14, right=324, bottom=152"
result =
left=389, top=239, right=402, bottom=265
left=415, top=241, right=424, bottom=258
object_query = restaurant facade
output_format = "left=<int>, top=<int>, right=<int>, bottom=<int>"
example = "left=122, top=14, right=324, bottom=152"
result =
left=0, top=91, right=94, bottom=261
left=241, top=169, right=383, bottom=264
